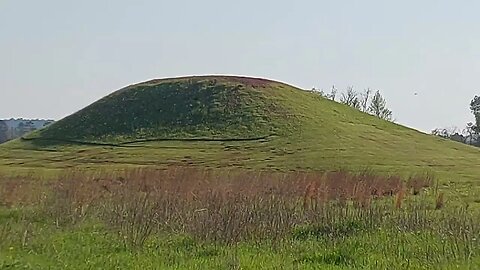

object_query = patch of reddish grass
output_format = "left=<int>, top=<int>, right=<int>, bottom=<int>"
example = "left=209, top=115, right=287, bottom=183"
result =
left=226, top=76, right=274, bottom=87
left=0, top=174, right=51, bottom=207
left=0, top=168, right=433, bottom=209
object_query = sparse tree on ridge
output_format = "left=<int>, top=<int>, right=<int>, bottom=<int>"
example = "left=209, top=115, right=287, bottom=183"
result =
left=359, top=88, right=372, bottom=113
left=313, top=83, right=393, bottom=121
left=340, top=86, right=360, bottom=109
left=368, top=91, right=393, bottom=121
left=328, top=85, right=338, bottom=101
left=312, top=85, right=338, bottom=101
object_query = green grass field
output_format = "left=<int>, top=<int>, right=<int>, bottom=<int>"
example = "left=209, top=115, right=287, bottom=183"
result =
left=1, top=76, right=480, bottom=269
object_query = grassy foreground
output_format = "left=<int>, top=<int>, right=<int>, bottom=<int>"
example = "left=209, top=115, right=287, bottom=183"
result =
left=1, top=168, right=480, bottom=269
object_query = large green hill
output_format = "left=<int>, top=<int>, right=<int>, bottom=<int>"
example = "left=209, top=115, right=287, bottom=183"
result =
left=1, top=76, right=479, bottom=181
left=26, top=76, right=292, bottom=144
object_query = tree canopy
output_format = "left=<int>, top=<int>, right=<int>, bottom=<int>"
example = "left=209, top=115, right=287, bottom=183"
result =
left=368, top=91, right=393, bottom=121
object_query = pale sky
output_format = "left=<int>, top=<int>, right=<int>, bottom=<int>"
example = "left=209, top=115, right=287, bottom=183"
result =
left=1, top=1, right=479, bottom=133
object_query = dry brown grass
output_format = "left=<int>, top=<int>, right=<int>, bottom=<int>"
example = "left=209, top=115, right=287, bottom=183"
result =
left=395, top=187, right=405, bottom=209
left=0, top=168, right=433, bottom=208
left=0, top=167, right=435, bottom=246
left=436, top=192, right=445, bottom=210
left=0, top=174, right=51, bottom=207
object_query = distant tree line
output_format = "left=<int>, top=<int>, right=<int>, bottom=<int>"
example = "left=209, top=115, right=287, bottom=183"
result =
left=0, top=121, right=8, bottom=143
left=311, top=85, right=393, bottom=121
left=0, top=119, right=54, bottom=144
left=431, top=96, right=480, bottom=147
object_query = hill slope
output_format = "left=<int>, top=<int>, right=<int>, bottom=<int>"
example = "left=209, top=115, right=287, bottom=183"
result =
left=1, top=76, right=479, bottom=181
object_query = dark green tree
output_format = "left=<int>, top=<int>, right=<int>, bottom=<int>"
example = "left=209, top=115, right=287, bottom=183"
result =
left=470, top=96, right=480, bottom=133
left=369, top=91, right=393, bottom=121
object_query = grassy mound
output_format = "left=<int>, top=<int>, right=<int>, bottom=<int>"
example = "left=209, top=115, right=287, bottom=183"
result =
left=1, top=75, right=479, bottom=181
left=26, top=76, right=293, bottom=144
